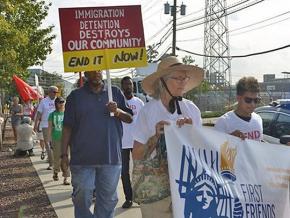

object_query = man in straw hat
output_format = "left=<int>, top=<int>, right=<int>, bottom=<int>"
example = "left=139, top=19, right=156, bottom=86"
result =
left=132, top=56, right=204, bottom=217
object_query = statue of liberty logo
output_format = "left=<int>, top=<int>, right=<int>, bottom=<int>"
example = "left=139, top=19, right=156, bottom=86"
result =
left=176, top=142, right=244, bottom=218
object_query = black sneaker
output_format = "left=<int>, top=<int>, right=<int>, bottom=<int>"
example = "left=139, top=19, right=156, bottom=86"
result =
left=122, top=200, right=133, bottom=209
left=40, top=151, right=45, bottom=160
left=53, top=173, right=59, bottom=181
left=63, top=178, right=70, bottom=185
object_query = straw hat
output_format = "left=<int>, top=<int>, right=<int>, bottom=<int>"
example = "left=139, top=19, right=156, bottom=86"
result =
left=142, top=56, right=204, bottom=95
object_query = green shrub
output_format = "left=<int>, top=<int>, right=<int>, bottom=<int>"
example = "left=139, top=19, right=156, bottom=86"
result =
left=201, top=111, right=225, bottom=118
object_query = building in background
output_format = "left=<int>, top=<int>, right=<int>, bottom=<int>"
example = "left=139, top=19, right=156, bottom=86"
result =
left=27, top=69, right=74, bottom=98
left=259, top=74, right=290, bottom=102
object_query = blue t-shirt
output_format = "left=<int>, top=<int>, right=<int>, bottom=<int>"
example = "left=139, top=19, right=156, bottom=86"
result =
left=64, top=83, right=130, bottom=166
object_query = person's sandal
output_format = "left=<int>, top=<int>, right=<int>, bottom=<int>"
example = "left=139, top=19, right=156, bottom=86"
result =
left=63, top=178, right=70, bottom=185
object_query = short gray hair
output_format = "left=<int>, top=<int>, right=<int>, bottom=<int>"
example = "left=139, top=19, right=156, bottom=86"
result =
left=22, top=116, right=31, bottom=124
left=149, top=73, right=175, bottom=99
left=48, top=86, right=58, bottom=92
left=150, top=79, right=165, bottom=100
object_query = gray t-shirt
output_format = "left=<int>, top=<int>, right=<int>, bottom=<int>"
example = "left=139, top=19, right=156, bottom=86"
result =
left=11, top=104, right=22, bottom=126
left=64, top=83, right=131, bottom=166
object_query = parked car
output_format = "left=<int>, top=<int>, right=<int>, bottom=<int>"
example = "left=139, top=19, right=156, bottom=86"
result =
left=255, top=101, right=290, bottom=144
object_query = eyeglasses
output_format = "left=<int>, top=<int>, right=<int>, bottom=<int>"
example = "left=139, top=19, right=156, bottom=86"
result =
left=168, top=76, right=190, bottom=83
left=244, top=97, right=261, bottom=104
left=58, top=101, right=65, bottom=104
left=51, top=91, right=58, bottom=94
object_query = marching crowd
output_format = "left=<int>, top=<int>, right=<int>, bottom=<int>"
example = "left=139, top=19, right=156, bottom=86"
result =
left=5, top=56, right=263, bottom=218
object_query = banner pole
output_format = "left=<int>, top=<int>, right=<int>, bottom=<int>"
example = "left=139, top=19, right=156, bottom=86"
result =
left=79, top=72, right=83, bottom=87
left=104, top=49, right=114, bottom=116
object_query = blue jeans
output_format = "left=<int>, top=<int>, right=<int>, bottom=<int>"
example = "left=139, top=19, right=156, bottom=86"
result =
left=71, top=165, right=121, bottom=218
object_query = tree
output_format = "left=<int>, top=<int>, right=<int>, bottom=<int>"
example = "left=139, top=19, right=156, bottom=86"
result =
left=182, top=55, right=195, bottom=65
left=146, top=44, right=159, bottom=63
left=0, top=0, right=55, bottom=93
left=181, top=55, right=210, bottom=101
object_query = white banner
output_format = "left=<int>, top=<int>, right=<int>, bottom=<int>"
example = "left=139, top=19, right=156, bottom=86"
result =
left=165, top=124, right=290, bottom=218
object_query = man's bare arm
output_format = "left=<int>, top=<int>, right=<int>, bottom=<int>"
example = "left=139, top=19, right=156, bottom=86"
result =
left=60, top=125, right=72, bottom=172
left=33, top=112, right=41, bottom=132
left=61, top=125, right=72, bottom=156
left=114, top=108, right=133, bottom=123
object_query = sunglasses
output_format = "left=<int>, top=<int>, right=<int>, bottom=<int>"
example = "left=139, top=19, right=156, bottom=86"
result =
left=243, top=97, right=261, bottom=104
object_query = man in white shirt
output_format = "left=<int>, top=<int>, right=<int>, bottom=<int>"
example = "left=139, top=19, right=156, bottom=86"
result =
left=215, top=76, right=263, bottom=141
left=121, top=76, right=144, bottom=208
left=34, top=86, right=58, bottom=169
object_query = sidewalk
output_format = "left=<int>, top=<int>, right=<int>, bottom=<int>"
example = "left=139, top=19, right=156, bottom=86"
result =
left=30, top=147, right=141, bottom=218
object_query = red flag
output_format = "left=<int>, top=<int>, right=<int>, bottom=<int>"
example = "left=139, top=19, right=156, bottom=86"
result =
left=12, top=75, right=41, bottom=102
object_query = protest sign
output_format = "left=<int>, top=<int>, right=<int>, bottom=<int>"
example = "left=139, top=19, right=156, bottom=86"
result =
left=59, top=5, right=147, bottom=72
left=165, top=125, right=290, bottom=218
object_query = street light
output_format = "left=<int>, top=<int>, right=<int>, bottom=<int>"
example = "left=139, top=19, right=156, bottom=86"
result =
left=164, top=1, right=186, bottom=55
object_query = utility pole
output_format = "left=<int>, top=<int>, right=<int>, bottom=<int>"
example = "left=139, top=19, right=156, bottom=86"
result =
left=203, top=0, right=232, bottom=111
left=172, top=0, right=177, bottom=55
left=204, top=0, right=231, bottom=88
left=164, top=1, right=186, bottom=56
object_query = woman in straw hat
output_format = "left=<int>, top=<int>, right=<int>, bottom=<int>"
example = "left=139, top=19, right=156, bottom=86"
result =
left=132, top=56, right=204, bottom=217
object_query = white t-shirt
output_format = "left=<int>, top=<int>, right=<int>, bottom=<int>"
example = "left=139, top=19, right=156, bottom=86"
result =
left=16, top=124, right=35, bottom=151
left=37, top=97, right=56, bottom=128
left=133, top=98, right=202, bottom=145
left=122, top=96, right=144, bottom=149
left=23, top=102, right=33, bottom=117
left=214, top=111, right=263, bottom=141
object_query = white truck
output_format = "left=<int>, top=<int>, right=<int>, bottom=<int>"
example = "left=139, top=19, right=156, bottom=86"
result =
left=133, top=63, right=157, bottom=103
left=132, top=76, right=150, bottom=103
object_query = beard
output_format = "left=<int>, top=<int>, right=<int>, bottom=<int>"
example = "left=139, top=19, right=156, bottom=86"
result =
left=124, top=89, right=132, bottom=96
left=91, top=79, right=103, bottom=86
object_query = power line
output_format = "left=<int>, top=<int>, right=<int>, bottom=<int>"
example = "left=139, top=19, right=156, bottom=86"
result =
left=143, top=7, right=164, bottom=22
left=142, top=0, right=160, bottom=15
left=231, top=16, right=290, bottom=36
left=148, top=0, right=264, bottom=51
left=176, top=43, right=290, bottom=58
left=231, top=11, right=290, bottom=32
left=176, top=0, right=251, bottom=28
left=175, top=0, right=251, bottom=25
left=177, top=10, right=290, bottom=42
left=146, top=21, right=172, bottom=43
left=176, top=8, right=204, bottom=21
left=176, top=0, right=264, bottom=31
left=156, top=45, right=172, bottom=60
left=146, top=25, right=173, bottom=54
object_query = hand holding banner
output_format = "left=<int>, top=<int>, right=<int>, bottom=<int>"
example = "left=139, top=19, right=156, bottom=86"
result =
left=165, top=125, right=290, bottom=218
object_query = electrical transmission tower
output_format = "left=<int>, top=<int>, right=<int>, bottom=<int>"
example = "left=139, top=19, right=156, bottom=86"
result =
left=203, top=0, right=232, bottom=88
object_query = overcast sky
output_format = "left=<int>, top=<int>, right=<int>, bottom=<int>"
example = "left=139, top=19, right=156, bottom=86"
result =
left=36, top=0, right=290, bottom=83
